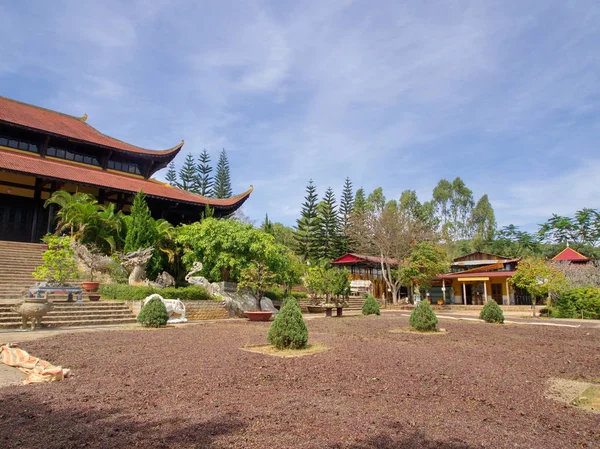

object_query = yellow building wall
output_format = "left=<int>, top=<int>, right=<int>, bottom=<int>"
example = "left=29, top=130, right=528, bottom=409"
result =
left=0, top=172, right=36, bottom=198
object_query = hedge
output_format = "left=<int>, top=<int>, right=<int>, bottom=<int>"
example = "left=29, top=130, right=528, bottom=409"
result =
left=264, top=288, right=308, bottom=302
left=99, top=284, right=214, bottom=301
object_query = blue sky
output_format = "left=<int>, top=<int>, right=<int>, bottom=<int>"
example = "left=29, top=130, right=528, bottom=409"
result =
left=2, top=1, right=599, bottom=230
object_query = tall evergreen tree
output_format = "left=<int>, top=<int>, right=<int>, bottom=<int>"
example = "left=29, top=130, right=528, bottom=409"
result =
left=196, top=149, right=213, bottom=197
left=179, top=153, right=198, bottom=192
left=262, top=214, right=274, bottom=235
left=213, top=149, right=232, bottom=199
left=294, top=180, right=320, bottom=261
left=338, top=177, right=354, bottom=254
left=165, top=162, right=178, bottom=186
left=353, top=188, right=367, bottom=215
left=125, top=191, right=158, bottom=253
left=316, top=187, right=340, bottom=260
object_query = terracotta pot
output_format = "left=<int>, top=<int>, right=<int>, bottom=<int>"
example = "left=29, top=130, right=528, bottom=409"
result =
left=336, top=307, right=343, bottom=317
left=88, top=294, right=101, bottom=302
left=307, top=305, right=324, bottom=313
left=325, top=307, right=333, bottom=317
left=245, top=311, right=273, bottom=321
left=437, top=299, right=444, bottom=305
left=82, top=281, right=100, bottom=292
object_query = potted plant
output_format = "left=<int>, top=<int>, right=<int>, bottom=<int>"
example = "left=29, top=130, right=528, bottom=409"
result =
left=33, top=235, right=80, bottom=286
left=74, top=243, right=110, bottom=294
left=238, top=261, right=276, bottom=321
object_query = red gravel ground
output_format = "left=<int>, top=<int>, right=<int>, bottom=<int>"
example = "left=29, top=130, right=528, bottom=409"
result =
left=1, top=314, right=599, bottom=449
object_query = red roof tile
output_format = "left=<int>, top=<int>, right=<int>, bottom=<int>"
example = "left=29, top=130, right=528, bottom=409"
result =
left=551, top=247, right=591, bottom=262
left=332, top=253, right=400, bottom=265
left=0, top=96, right=182, bottom=157
left=0, top=148, right=252, bottom=209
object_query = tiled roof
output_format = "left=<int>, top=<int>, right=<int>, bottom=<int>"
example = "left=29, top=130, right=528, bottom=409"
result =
left=437, top=271, right=516, bottom=279
left=0, top=148, right=252, bottom=209
left=0, top=96, right=182, bottom=157
left=332, top=253, right=400, bottom=265
left=551, top=247, right=591, bottom=262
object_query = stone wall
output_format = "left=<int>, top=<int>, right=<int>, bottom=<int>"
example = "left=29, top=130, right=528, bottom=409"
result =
left=125, top=300, right=230, bottom=321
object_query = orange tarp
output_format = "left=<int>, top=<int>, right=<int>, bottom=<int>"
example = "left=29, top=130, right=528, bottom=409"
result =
left=0, top=344, right=71, bottom=384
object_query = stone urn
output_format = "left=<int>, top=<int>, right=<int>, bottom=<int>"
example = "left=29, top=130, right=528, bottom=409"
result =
left=13, top=296, right=54, bottom=330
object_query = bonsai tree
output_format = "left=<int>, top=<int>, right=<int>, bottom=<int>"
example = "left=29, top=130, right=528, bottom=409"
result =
left=238, top=261, right=277, bottom=310
left=137, top=296, right=169, bottom=328
left=73, top=242, right=111, bottom=282
left=33, top=235, right=80, bottom=286
left=362, top=294, right=380, bottom=315
left=480, top=300, right=504, bottom=323
left=409, top=300, right=438, bottom=332
left=510, top=257, right=569, bottom=317
left=267, top=297, right=308, bottom=349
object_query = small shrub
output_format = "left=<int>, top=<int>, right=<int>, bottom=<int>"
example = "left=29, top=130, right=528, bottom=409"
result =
left=554, top=287, right=600, bottom=319
left=409, top=300, right=438, bottom=332
left=265, top=289, right=307, bottom=302
left=480, top=300, right=504, bottom=323
left=267, top=297, right=308, bottom=349
left=362, top=294, right=380, bottom=315
left=137, top=297, right=169, bottom=328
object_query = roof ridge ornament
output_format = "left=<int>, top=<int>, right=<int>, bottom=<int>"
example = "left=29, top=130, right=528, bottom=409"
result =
left=79, top=113, right=88, bottom=122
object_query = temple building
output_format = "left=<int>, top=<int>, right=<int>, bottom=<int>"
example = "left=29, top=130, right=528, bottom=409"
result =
left=0, top=96, right=252, bottom=242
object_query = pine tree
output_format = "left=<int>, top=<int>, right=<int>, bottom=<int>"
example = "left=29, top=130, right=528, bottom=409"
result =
left=179, top=153, right=198, bottom=193
left=353, top=188, right=367, bottom=215
left=294, top=180, right=320, bottom=261
left=124, top=191, right=161, bottom=279
left=315, top=187, right=340, bottom=260
left=165, top=162, right=178, bottom=186
left=338, top=177, right=354, bottom=254
left=196, top=149, right=213, bottom=197
left=262, top=214, right=274, bottom=235
left=213, top=149, right=232, bottom=199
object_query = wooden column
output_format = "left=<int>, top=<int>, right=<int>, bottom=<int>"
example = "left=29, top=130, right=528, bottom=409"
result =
left=462, top=283, right=467, bottom=305
left=483, top=281, right=488, bottom=303
left=505, top=279, right=510, bottom=305
left=29, top=178, right=42, bottom=242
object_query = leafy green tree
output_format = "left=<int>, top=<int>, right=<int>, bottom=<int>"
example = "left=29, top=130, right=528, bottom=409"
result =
left=238, top=261, right=278, bottom=310
left=490, top=225, right=542, bottom=257
left=33, top=235, right=80, bottom=285
left=294, top=180, right=320, bottom=261
left=432, top=179, right=453, bottom=239
left=471, top=194, right=496, bottom=248
left=353, top=188, right=367, bottom=215
left=367, top=187, right=386, bottom=213
left=165, top=162, right=178, bottom=186
left=176, top=218, right=288, bottom=284
left=316, top=187, right=340, bottom=260
left=178, top=153, right=199, bottom=192
left=538, top=208, right=600, bottom=246
left=213, top=149, right=232, bottom=199
left=510, top=256, right=569, bottom=317
left=267, top=297, right=308, bottom=349
left=400, top=242, right=449, bottom=301
left=339, top=177, right=354, bottom=254
left=450, top=177, right=475, bottom=240
left=554, top=287, right=600, bottom=319
left=196, top=149, right=213, bottom=196
left=270, top=222, right=296, bottom=251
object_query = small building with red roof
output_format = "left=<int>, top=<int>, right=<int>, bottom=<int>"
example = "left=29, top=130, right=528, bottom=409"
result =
left=551, top=246, right=592, bottom=264
left=0, top=96, right=252, bottom=242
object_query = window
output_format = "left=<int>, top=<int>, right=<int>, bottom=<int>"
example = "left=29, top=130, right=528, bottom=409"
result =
left=47, top=145, right=99, bottom=167
left=107, top=159, right=140, bottom=174
left=0, top=135, right=39, bottom=153
left=0, top=137, right=7, bottom=146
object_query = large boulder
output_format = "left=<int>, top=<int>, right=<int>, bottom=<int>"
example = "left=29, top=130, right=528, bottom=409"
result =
left=260, top=297, right=278, bottom=315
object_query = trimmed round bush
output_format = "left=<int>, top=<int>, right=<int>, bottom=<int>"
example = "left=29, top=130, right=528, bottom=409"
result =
left=409, top=300, right=438, bottom=332
left=480, top=300, right=504, bottom=323
left=137, top=297, right=169, bottom=328
left=362, top=294, right=380, bottom=316
left=267, top=297, right=308, bottom=349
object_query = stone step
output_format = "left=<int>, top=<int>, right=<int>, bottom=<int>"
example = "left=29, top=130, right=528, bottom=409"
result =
left=0, top=317, right=138, bottom=329
left=0, top=302, right=129, bottom=312
left=0, top=312, right=135, bottom=323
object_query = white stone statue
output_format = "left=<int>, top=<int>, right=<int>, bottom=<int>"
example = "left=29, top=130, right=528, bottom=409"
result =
left=121, top=247, right=154, bottom=286
left=143, top=293, right=187, bottom=324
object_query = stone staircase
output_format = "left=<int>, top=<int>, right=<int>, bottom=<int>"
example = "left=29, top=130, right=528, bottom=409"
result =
left=0, top=240, right=136, bottom=329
